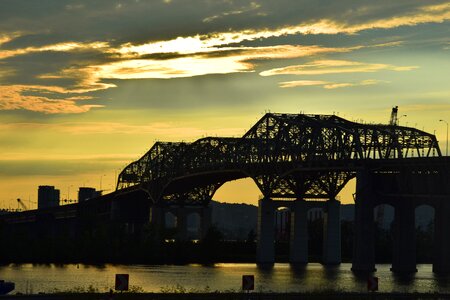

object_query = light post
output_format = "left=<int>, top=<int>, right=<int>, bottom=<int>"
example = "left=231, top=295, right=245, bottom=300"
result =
left=439, top=119, right=448, bottom=156
left=100, top=174, right=106, bottom=191
left=67, top=185, right=73, bottom=201
left=398, top=114, right=407, bottom=125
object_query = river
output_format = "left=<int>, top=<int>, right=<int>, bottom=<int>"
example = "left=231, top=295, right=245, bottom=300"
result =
left=1, top=263, right=449, bottom=294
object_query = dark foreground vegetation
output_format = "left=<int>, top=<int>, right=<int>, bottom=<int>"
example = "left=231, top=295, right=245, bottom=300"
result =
left=0, top=217, right=434, bottom=264
left=2, top=292, right=450, bottom=300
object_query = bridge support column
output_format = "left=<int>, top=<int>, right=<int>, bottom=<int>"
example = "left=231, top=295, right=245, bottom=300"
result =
left=433, top=198, right=450, bottom=274
left=176, top=208, right=188, bottom=241
left=352, top=171, right=376, bottom=272
left=257, top=198, right=275, bottom=264
left=323, top=199, right=341, bottom=265
left=391, top=200, right=417, bottom=273
left=150, top=205, right=166, bottom=229
left=200, top=206, right=212, bottom=238
left=290, top=200, right=308, bottom=264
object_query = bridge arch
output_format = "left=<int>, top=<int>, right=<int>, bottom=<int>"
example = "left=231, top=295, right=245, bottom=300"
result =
left=186, top=211, right=201, bottom=240
left=415, top=204, right=435, bottom=264
left=373, top=204, right=395, bottom=264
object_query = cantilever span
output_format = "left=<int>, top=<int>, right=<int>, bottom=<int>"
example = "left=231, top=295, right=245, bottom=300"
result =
left=116, top=113, right=441, bottom=205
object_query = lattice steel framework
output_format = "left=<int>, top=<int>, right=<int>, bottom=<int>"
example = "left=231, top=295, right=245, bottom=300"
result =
left=117, top=113, right=441, bottom=205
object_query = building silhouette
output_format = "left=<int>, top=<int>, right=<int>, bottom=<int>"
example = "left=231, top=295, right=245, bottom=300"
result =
left=37, top=186, right=60, bottom=209
left=78, top=187, right=101, bottom=202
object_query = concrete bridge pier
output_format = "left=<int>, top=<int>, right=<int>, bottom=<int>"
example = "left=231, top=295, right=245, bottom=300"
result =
left=176, top=207, right=188, bottom=241
left=200, top=206, right=212, bottom=238
left=290, top=199, right=308, bottom=264
left=433, top=199, right=450, bottom=274
left=150, top=205, right=166, bottom=229
left=323, top=199, right=341, bottom=265
left=257, top=197, right=275, bottom=264
left=391, top=200, right=417, bottom=273
left=352, top=171, right=376, bottom=272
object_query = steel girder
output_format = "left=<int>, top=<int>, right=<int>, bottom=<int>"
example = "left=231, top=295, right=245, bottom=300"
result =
left=116, top=113, right=441, bottom=204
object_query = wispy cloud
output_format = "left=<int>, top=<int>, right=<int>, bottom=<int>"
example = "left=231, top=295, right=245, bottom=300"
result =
left=279, top=79, right=387, bottom=89
left=0, top=41, right=109, bottom=60
left=260, top=60, right=417, bottom=76
left=279, top=80, right=329, bottom=88
left=203, top=2, right=261, bottom=23
left=116, top=3, right=450, bottom=58
left=96, top=45, right=359, bottom=79
left=0, top=85, right=104, bottom=114
left=0, top=121, right=245, bottom=139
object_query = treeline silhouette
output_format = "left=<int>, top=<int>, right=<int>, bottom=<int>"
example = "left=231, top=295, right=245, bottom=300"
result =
left=0, top=218, right=434, bottom=264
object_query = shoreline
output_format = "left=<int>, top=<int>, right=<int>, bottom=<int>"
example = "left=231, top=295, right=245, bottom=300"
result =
left=2, top=292, right=450, bottom=300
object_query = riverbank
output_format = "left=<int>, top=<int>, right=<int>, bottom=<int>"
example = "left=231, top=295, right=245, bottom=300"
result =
left=2, top=292, right=450, bottom=300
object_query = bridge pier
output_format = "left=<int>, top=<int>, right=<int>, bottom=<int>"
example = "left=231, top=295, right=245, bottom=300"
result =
left=323, top=199, right=341, bottom=265
left=200, top=206, right=212, bottom=238
left=290, top=199, right=308, bottom=264
left=150, top=205, right=166, bottom=229
left=433, top=198, right=450, bottom=274
left=257, top=198, right=275, bottom=264
left=176, top=207, right=188, bottom=241
left=352, top=171, right=376, bottom=272
left=391, top=200, right=417, bottom=273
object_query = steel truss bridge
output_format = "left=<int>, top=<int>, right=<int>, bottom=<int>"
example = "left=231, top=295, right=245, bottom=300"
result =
left=1, top=112, right=448, bottom=271
left=116, top=113, right=441, bottom=205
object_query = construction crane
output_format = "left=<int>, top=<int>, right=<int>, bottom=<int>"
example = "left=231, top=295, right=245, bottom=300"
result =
left=390, top=106, right=407, bottom=126
left=390, top=106, right=399, bottom=126
left=16, top=198, right=27, bottom=211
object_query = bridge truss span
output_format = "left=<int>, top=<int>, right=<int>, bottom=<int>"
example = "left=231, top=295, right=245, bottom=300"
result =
left=116, top=113, right=441, bottom=205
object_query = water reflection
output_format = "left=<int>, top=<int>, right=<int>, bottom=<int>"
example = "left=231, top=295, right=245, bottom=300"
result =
left=323, top=265, right=339, bottom=281
left=0, top=263, right=449, bottom=294
left=289, top=264, right=307, bottom=276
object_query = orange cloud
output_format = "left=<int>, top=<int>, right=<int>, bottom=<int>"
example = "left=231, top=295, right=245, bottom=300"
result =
left=279, top=79, right=386, bottom=89
left=261, top=60, right=417, bottom=76
left=279, top=80, right=329, bottom=88
left=39, top=66, right=116, bottom=93
left=0, top=85, right=103, bottom=114
left=96, top=45, right=359, bottom=80
left=0, top=32, right=22, bottom=46
left=0, top=41, right=110, bottom=60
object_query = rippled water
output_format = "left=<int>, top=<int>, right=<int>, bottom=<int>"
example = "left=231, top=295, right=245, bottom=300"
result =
left=1, top=263, right=449, bottom=294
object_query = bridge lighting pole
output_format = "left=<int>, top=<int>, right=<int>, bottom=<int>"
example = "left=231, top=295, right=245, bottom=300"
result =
left=398, top=114, right=407, bottom=125
left=100, top=174, right=106, bottom=191
left=440, top=119, right=448, bottom=156
left=67, top=185, right=73, bottom=201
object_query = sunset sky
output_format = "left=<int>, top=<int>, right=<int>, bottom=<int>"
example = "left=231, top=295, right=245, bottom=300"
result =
left=0, top=0, right=449, bottom=209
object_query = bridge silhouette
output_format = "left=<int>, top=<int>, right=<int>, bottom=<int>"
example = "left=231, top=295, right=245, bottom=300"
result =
left=114, top=113, right=449, bottom=272
left=117, top=113, right=440, bottom=201
left=1, top=113, right=449, bottom=273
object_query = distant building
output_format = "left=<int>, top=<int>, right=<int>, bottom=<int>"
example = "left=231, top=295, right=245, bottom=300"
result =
left=78, top=187, right=101, bottom=202
left=38, top=185, right=60, bottom=209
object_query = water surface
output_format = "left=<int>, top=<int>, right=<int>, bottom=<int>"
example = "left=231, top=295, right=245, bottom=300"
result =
left=1, top=263, right=449, bottom=294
